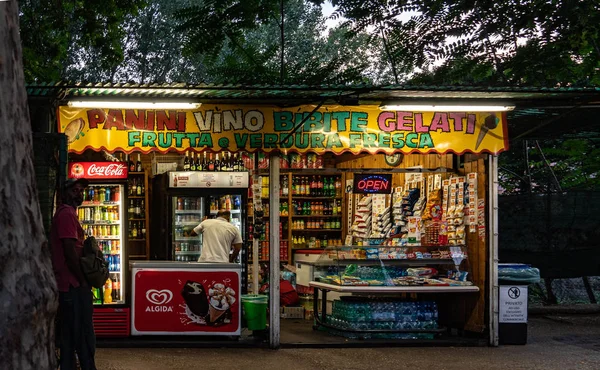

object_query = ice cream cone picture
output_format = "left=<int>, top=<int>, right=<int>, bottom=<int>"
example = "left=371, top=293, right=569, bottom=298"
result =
left=208, top=283, right=236, bottom=325
left=475, top=114, right=500, bottom=151
left=209, top=305, right=227, bottom=323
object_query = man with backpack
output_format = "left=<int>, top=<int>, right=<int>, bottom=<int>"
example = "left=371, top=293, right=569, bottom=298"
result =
left=50, top=178, right=97, bottom=370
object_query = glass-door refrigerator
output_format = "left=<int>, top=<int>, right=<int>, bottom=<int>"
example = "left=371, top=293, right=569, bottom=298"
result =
left=151, top=171, right=250, bottom=290
left=69, top=161, right=128, bottom=306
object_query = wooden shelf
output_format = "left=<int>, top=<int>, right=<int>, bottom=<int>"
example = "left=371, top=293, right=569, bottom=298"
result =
left=291, top=215, right=342, bottom=218
left=128, top=195, right=146, bottom=199
left=292, top=229, right=342, bottom=232
left=310, top=281, right=479, bottom=293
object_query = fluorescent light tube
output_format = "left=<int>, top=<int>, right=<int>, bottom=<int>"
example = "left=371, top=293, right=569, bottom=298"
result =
left=379, top=104, right=515, bottom=112
left=68, top=101, right=201, bottom=109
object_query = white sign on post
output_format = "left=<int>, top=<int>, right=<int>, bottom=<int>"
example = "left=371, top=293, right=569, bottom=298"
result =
left=499, top=286, right=528, bottom=323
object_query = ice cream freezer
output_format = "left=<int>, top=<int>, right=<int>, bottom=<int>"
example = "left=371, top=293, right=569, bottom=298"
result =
left=130, top=261, right=241, bottom=336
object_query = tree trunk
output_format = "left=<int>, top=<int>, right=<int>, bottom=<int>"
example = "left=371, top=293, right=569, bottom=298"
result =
left=0, top=2, right=58, bottom=369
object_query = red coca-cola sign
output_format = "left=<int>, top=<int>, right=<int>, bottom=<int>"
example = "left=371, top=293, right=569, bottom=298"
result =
left=68, top=162, right=128, bottom=180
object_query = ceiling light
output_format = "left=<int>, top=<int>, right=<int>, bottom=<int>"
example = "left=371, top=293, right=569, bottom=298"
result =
left=379, top=104, right=515, bottom=112
left=67, top=101, right=201, bottom=109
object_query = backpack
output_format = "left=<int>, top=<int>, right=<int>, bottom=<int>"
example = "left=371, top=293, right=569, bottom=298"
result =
left=80, top=236, right=109, bottom=288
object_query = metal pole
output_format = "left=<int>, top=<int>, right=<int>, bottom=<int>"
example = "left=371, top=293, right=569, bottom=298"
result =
left=269, top=154, right=280, bottom=349
left=252, top=171, right=260, bottom=294
left=489, top=155, right=500, bottom=346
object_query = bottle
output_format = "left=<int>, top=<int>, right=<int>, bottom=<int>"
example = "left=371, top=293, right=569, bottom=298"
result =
left=111, top=276, right=118, bottom=301
left=104, top=278, right=113, bottom=304
left=237, top=153, right=245, bottom=171
left=114, top=186, right=120, bottom=202
left=128, top=200, right=135, bottom=218
left=310, top=176, right=317, bottom=196
left=177, top=197, right=183, bottom=210
left=208, top=153, right=215, bottom=171
left=220, top=152, right=229, bottom=171
left=128, top=154, right=135, bottom=172
left=202, top=152, right=208, bottom=171
left=137, top=222, right=142, bottom=238
left=214, top=153, right=221, bottom=171
left=141, top=222, right=146, bottom=238
left=140, top=200, right=145, bottom=217
left=183, top=151, right=190, bottom=171
left=318, top=176, right=324, bottom=196
left=135, top=200, right=141, bottom=218
left=189, top=152, right=196, bottom=171
left=136, top=154, right=143, bottom=172
left=132, top=222, right=138, bottom=238
left=232, top=153, right=239, bottom=171
left=282, top=176, right=288, bottom=196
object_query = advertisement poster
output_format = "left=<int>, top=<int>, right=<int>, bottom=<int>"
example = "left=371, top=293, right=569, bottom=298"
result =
left=58, top=104, right=509, bottom=155
left=132, top=268, right=241, bottom=335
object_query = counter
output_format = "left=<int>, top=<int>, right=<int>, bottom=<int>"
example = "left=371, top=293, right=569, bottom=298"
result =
left=131, top=261, right=241, bottom=336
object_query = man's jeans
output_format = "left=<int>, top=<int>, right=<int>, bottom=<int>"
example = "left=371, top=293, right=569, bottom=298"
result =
left=59, top=286, right=96, bottom=370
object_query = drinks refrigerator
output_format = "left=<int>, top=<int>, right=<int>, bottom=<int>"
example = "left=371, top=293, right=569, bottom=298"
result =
left=69, top=162, right=129, bottom=306
left=150, top=171, right=250, bottom=292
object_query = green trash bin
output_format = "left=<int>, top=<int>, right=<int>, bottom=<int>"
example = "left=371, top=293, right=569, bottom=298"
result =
left=241, top=294, right=268, bottom=330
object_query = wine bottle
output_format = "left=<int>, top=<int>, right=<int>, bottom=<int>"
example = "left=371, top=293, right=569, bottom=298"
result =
left=208, top=153, right=215, bottom=171
left=183, top=151, right=190, bottom=171
left=214, top=153, right=221, bottom=172
left=201, top=152, right=208, bottom=171
left=136, top=154, right=143, bottom=172
left=190, top=152, right=197, bottom=171
left=128, top=154, right=135, bottom=172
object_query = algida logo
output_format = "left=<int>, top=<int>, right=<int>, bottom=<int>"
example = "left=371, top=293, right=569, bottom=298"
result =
left=145, top=289, right=174, bottom=312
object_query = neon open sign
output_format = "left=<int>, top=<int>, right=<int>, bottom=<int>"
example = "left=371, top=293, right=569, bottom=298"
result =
left=353, top=174, right=393, bottom=194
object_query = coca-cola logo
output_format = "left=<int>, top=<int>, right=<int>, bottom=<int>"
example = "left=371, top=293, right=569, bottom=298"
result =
left=87, top=163, right=126, bottom=177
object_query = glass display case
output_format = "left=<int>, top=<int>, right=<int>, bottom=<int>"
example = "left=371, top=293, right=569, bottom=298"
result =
left=311, top=242, right=474, bottom=288
left=308, top=241, right=479, bottom=339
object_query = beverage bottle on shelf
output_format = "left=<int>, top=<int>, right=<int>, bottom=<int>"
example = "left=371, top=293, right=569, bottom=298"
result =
left=128, top=154, right=135, bottom=172
left=137, top=222, right=143, bottom=238
left=232, top=153, right=239, bottom=171
left=140, top=200, right=145, bottom=216
left=214, top=153, right=221, bottom=171
left=88, top=187, right=95, bottom=202
left=292, top=177, right=297, bottom=195
left=310, top=176, right=317, bottom=196
left=183, top=151, right=190, bottom=171
left=201, top=152, right=208, bottom=171
left=142, top=222, right=146, bottom=238
left=103, top=278, right=113, bottom=303
left=335, top=177, right=342, bottom=197
left=208, top=153, right=215, bottom=171
left=132, top=222, right=138, bottom=238
left=134, top=200, right=141, bottom=218
left=189, top=153, right=196, bottom=171
left=318, top=176, right=324, bottom=196
left=136, top=153, right=143, bottom=172
left=128, top=200, right=134, bottom=218
left=137, top=179, right=142, bottom=196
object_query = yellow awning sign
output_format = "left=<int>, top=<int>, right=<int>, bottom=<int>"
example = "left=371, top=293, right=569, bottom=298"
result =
left=58, top=104, right=508, bottom=155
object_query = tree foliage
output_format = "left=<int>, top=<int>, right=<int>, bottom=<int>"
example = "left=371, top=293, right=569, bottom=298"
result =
left=19, top=0, right=146, bottom=83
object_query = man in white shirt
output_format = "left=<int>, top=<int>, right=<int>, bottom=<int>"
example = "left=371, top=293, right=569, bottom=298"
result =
left=191, top=210, right=242, bottom=263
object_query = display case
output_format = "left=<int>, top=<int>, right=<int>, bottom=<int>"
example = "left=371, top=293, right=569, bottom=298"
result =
left=311, top=242, right=475, bottom=288
left=309, top=243, right=479, bottom=339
